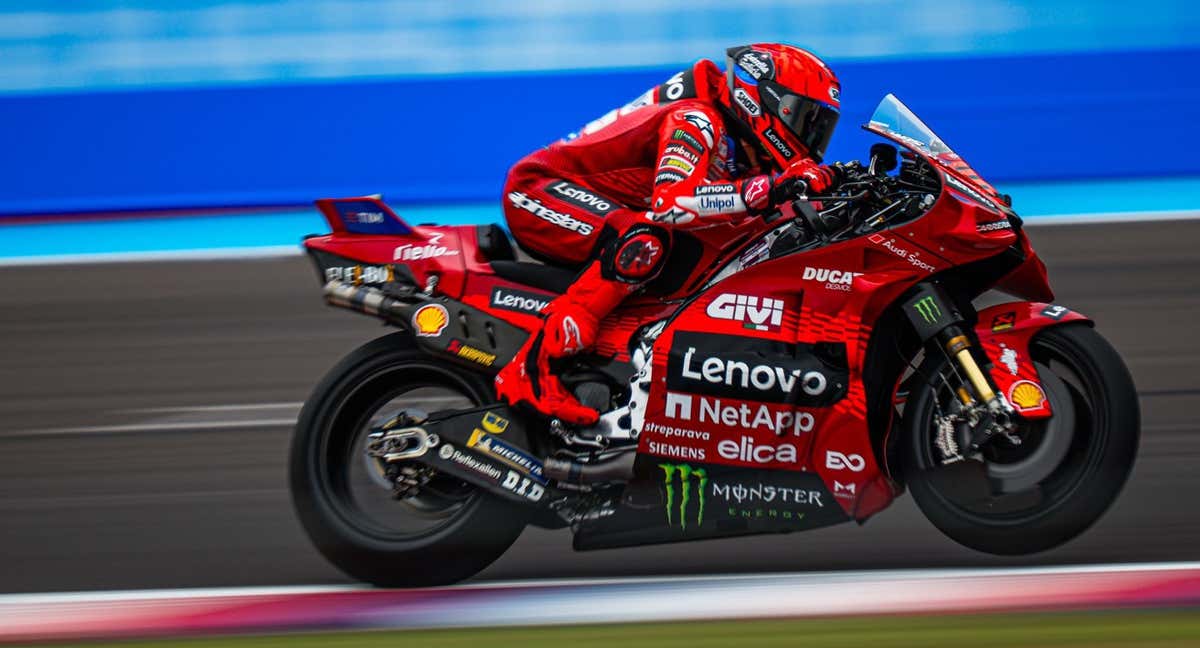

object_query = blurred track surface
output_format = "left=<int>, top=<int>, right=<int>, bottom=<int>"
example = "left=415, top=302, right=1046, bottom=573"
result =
left=1, top=220, right=1197, bottom=593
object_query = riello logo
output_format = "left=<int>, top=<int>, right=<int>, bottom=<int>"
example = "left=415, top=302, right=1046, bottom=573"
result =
left=705, top=293, right=784, bottom=331
left=659, top=463, right=708, bottom=530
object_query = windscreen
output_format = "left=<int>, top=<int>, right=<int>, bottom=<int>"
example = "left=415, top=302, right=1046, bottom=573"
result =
left=865, top=94, right=1004, bottom=203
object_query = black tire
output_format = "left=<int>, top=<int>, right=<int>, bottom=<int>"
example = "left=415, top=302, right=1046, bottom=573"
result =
left=290, top=332, right=530, bottom=587
left=903, top=323, right=1139, bottom=555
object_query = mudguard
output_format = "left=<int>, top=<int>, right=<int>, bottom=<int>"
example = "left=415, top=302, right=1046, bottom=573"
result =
left=974, top=302, right=1091, bottom=419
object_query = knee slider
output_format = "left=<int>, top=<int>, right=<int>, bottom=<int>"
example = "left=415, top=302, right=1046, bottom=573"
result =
left=601, top=226, right=671, bottom=284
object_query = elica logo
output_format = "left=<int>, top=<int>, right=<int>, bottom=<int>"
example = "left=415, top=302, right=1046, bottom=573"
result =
left=733, top=88, right=761, bottom=116
left=706, top=293, right=783, bottom=331
left=912, top=296, right=942, bottom=324
left=802, top=267, right=863, bottom=292
left=659, top=463, right=709, bottom=529
left=679, top=347, right=829, bottom=397
left=490, top=287, right=551, bottom=315
left=507, top=191, right=595, bottom=236
left=718, top=436, right=797, bottom=464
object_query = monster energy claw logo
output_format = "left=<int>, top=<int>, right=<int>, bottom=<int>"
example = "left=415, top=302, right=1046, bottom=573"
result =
left=913, top=296, right=942, bottom=324
left=660, top=463, right=708, bottom=529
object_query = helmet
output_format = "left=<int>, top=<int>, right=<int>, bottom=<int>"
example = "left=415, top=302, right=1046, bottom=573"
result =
left=724, top=44, right=841, bottom=167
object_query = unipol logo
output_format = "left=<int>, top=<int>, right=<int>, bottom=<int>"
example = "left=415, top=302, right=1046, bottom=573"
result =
left=706, top=293, right=784, bottom=331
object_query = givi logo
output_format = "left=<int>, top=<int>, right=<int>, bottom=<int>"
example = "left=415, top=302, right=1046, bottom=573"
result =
left=705, top=293, right=784, bottom=331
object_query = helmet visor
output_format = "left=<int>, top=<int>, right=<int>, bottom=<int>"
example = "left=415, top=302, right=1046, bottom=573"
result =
left=757, top=80, right=840, bottom=162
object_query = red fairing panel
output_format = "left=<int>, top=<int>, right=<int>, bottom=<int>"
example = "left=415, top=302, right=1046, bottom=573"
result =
left=975, top=302, right=1091, bottom=419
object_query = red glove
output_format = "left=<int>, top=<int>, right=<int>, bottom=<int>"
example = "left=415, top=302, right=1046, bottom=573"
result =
left=776, top=159, right=838, bottom=196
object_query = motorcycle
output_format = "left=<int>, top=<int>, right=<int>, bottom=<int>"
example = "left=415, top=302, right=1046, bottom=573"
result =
left=290, top=94, right=1139, bottom=587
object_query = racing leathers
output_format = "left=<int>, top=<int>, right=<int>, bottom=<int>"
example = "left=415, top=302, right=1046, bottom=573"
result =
left=495, top=59, right=839, bottom=425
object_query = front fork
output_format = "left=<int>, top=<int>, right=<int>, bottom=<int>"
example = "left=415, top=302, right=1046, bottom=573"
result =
left=904, top=283, right=1016, bottom=450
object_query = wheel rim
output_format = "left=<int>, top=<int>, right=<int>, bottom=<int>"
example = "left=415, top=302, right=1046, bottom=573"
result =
left=916, top=332, right=1109, bottom=526
left=316, top=363, right=486, bottom=542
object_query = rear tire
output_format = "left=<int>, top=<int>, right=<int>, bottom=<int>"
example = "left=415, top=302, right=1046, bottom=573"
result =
left=290, top=333, right=529, bottom=586
left=903, top=323, right=1139, bottom=555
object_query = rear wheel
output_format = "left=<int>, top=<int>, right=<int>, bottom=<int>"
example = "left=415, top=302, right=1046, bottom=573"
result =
left=290, top=333, right=529, bottom=586
left=903, top=323, right=1139, bottom=555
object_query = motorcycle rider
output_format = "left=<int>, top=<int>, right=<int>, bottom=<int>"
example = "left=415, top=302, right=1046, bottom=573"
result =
left=496, top=43, right=845, bottom=426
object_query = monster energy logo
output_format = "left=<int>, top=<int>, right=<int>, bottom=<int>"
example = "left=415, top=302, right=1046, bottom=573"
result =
left=913, top=296, right=942, bottom=324
left=659, top=463, right=708, bottom=529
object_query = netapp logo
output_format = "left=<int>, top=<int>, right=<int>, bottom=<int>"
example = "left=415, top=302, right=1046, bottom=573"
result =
left=664, top=392, right=815, bottom=437
left=507, top=191, right=595, bottom=236
left=490, top=286, right=552, bottom=316
left=546, top=180, right=617, bottom=216
left=763, top=127, right=795, bottom=160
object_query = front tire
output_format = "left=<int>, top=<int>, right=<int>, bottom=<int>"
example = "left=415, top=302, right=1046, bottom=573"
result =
left=903, top=323, right=1139, bottom=555
left=290, top=333, right=529, bottom=587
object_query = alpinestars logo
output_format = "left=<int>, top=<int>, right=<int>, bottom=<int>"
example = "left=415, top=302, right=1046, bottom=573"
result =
left=706, top=293, right=784, bottom=331
left=659, top=463, right=708, bottom=529
left=682, top=111, right=715, bottom=147
left=507, top=191, right=595, bottom=236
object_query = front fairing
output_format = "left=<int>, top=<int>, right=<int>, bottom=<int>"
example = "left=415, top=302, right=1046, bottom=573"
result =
left=863, top=94, right=1052, bottom=300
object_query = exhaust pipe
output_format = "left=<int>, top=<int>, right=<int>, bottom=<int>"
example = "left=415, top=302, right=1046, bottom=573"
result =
left=545, top=450, right=636, bottom=484
left=323, top=281, right=410, bottom=323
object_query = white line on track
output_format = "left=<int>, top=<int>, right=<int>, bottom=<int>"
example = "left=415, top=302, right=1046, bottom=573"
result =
left=2, top=419, right=297, bottom=437
left=3, top=561, right=1199, bottom=605
left=1024, top=209, right=1200, bottom=225
left=121, top=402, right=304, bottom=414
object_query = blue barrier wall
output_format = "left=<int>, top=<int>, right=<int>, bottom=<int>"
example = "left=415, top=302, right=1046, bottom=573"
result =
left=3, top=47, right=1198, bottom=216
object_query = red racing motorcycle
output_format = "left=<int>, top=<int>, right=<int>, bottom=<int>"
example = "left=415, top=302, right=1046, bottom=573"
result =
left=290, top=94, right=1139, bottom=586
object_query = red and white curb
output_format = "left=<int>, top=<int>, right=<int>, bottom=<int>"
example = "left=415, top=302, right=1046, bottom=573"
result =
left=3, top=562, right=1200, bottom=643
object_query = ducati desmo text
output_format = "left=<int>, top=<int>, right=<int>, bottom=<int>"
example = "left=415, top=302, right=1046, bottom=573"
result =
left=289, top=94, right=1139, bottom=586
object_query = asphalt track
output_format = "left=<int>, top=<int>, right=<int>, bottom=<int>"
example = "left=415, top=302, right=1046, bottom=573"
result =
left=0, top=219, right=1197, bottom=594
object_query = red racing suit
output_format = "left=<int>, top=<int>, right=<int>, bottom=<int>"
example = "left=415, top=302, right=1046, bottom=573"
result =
left=496, top=60, right=816, bottom=425
left=503, top=60, right=773, bottom=268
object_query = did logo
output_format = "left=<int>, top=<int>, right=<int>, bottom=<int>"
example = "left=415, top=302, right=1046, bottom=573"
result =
left=659, top=463, right=709, bottom=530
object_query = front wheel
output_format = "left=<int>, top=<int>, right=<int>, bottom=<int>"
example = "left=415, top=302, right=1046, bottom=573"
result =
left=903, top=323, right=1139, bottom=555
left=290, top=333, right=530, bottom=587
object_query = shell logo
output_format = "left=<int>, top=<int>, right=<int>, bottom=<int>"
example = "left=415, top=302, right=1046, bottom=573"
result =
left=412, top=304, right=449, bottom=337
left=1008, top=380, right=1046, bottom=412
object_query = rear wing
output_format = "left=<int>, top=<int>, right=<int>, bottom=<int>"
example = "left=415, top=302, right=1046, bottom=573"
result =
left=315, top=195, right=412, bottom=236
